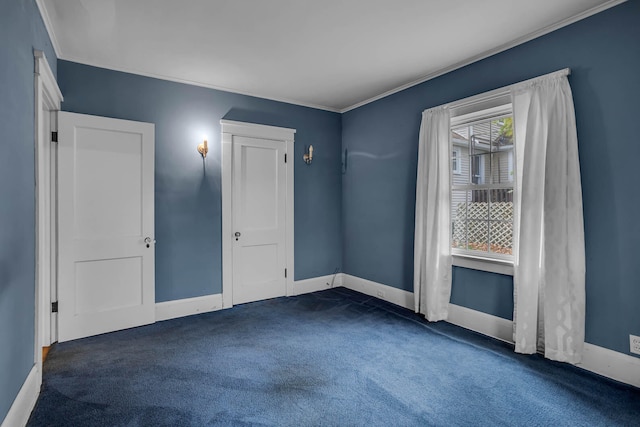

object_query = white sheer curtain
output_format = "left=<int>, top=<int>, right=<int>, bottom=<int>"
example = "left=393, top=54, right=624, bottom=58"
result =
left=511, top=73, right=586, bottom=364
left=414, top=106, right=452, bottom=321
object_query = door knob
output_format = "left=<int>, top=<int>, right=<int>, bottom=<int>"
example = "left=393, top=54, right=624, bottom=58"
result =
left=144, top=237, right=156, bottom=248
left=235, top=232, right=241, bottom=241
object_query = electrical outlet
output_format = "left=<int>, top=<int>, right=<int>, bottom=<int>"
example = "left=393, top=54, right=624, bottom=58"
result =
left=630, top=334, right=640, bottom=355
left=376, top=290, right=385, bottom=299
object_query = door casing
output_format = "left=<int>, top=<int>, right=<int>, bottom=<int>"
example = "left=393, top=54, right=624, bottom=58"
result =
left=34, top=50, right=63, bottom=362
left=221, top=120, right=295, bottom=309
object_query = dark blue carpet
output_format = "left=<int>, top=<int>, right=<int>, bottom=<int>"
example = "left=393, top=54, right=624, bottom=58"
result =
left=28, top=288, right=640, bottom=426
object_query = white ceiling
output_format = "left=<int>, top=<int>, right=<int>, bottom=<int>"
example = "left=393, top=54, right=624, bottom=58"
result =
left=38, top=0, right=621, bottom=112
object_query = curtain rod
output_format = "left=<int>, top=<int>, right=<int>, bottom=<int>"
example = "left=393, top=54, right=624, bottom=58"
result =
left=444, top=68, right=571, bottom=111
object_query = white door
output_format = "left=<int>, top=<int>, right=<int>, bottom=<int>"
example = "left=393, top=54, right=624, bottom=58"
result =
left=232, top=136, right=287, bottom=304
left=57, top=112, right=155, bottom=342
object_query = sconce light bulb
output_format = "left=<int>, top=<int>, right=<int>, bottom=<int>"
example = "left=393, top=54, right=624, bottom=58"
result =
left=198, top=139, right=209, bottom=158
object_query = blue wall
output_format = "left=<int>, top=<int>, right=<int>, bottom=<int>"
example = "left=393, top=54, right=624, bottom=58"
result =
left=3, top=6, right=638, bottom=420
left=57, top=62, right=343, bottom=302
left=0, top=0, right=57, bottom=421
left=342, top=1, right=640, bottom=356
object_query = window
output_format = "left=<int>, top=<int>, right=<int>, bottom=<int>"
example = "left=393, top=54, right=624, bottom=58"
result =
left=452, top=147, right=461, bottom=175
left=450, top=105, right=514, bottom=266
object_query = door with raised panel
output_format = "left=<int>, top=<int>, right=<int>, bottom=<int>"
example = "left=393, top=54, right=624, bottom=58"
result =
left=232, top=136, right=287, bottom=305
left=57, top=112, right=155, bottom=342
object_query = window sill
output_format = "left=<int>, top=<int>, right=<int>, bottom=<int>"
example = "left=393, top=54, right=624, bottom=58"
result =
left=452, top=254, right=514, bottom=276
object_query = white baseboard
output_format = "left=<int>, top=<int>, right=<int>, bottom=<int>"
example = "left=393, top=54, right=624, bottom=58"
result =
left=341, top=274, right=414, bottom=310
left=579, top=343, right=640, bottom=388
left=158, top=273, right=344, bottom=322
left=155, top=294, right=223, bottom=322
left=447, top=303, right=514, bottom=343
left=447, top=301, right=640, bottom=389
left=342, top=273, right=640, bottom=389
left=293, top=273, right=343, bottom=296
left=1, top=365, right=40, bottom=427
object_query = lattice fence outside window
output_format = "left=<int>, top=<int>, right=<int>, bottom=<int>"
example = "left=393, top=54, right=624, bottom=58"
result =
left=452, top=201, right=513, bottom=255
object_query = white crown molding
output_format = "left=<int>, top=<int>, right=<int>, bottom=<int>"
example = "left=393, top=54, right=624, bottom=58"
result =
left=35, top=0, right=62, bottom=58
left=39, top=0, right=625, bottom=114
left=57, top=55, right=341, bottom=113
left=339, top=0, right=627, bottom=113
left=1, top=366, right=40, bottom=427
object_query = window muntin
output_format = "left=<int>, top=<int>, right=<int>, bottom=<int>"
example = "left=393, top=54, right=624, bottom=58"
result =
left=451, top=114, right=514, bottom=259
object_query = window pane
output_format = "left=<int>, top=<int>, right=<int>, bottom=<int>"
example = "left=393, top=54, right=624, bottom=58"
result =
left=449, top=112, right=514, bottom=260
left=451, top=190, right=467, bottom=250
left=471, top=153, right=490, bottom=185
left=451, top=127, right=469, bottom=183
left=488, top=189, right=513, bottom=255
left=491, top=118, right=513, bottom=151
left=490, top=117, right=514, bottom=184
left=467, top=190, right=488, bottom=252
left=490, top=149, right=514, bottom=184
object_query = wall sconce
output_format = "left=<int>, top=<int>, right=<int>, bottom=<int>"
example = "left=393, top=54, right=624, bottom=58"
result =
left=303, top=145, right=313, bottom=165
left=197, top=139, right=208, bottom=158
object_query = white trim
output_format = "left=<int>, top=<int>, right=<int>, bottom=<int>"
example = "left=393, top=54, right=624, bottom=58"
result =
left=341, top=274, right=414, bottom=310
left=340, top=0, right=624, bottom=112
left=284, top=133, right=295, bottom=298
left=220, top=120, right=296, bottom=141
left=1, top=366, right=40, bottom=427
left=35, top=0, right=62, bottom=58
left=293, top=274, right=344, bottom=296
left=342, top=274, right=640, bottom=389
left=452, top=254, right=514, bottom=276
left=220, top=120, right=296, bottom=309
left=34, top=52, right=63, bottom=107
left=36, top=0, right=623, bottom=114
left=579, top=343, right=640, bottom=388
left=451, top=103, right=513, bottom=127
left=157, top=275, right=343, bottom=321
left=447, top=302, right=640, bottom=388
left=34, top=50, right=63, bottom=361
left=447, top=303, right=514, bottom=343
left=58, top=55, right=341, bottom=113
left=155, top=294, right=223, bottom=322
left=221, top=131, right=233, bottom=309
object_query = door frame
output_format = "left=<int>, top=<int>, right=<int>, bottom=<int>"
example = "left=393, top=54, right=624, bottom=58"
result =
left=220, top=120, right=295, bottom=309
left=34, top=50, right=63, bottom=367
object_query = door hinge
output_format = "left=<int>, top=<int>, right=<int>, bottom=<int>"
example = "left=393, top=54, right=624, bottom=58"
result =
left=51, top=131, right=58, bottom=143
left=51, top=301, right=58, bottom=313
left=285, top=268, right=287, bottom=278
left=284, top=153, right=287, bottom=163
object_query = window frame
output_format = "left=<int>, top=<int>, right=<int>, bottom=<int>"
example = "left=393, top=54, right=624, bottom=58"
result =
left=449, top=102, right=515, bottom=276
